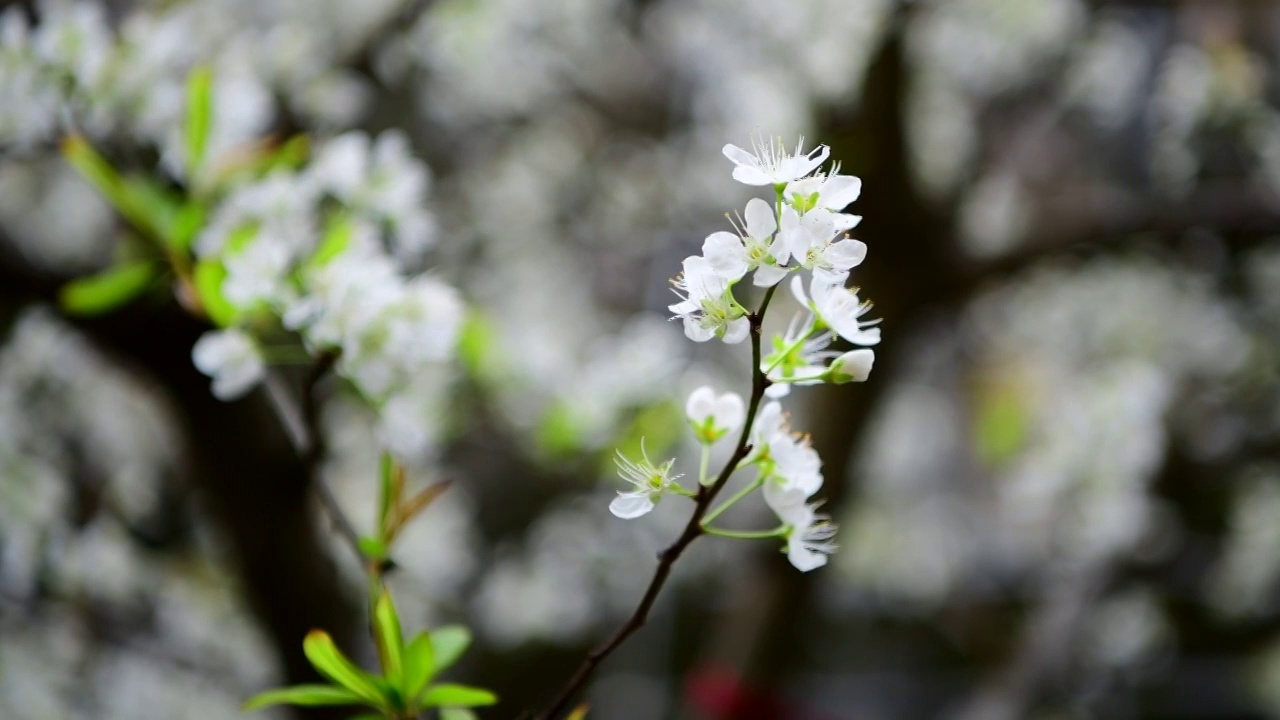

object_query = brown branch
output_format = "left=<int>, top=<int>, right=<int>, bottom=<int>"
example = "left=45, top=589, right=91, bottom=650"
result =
left=527, top=286, right=778, bottom=720
left=260, top=358, right=371, bottom=571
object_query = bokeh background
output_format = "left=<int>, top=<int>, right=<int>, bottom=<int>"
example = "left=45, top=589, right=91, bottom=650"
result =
left=5, top=0, right=1280, bottom=718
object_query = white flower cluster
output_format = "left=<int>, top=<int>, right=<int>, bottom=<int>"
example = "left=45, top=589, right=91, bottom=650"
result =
left=609, top=138, right=881, bottom=572
left=190, top=131, right=462, bottom=460
left=671, top=138, right=878, bottom=390
left=0, top=0, right=398, bottom=156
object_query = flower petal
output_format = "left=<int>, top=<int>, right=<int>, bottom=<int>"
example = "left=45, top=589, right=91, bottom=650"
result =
left=744, top=197, right=777, bottom=239
left=702, top=231, right=748, bottom=280
left=610, top=492, right=654, bottom=519
left=721, top=317, right=750, bottom=344
left=685, top=386, right=717, bottom=424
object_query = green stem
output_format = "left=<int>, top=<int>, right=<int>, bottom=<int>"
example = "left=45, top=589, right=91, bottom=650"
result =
left=697, top=445, right=711, bottom=486
left=703, top=525, right=787, bottom=540
left=702, top=475, right=764, bottom=525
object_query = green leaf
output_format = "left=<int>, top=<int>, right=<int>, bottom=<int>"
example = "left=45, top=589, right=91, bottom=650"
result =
left=193, top=259, right=237, bottom=327
left=242, top=684, right=364, bottom=711
left=268, top=134, right=310, bottom=172
left=184, top=66, right=214, bottom=178
left=167, top=201, right=205, bottom=253
left=62, top=134, right=124, bottom=207
left=372, top=591, right=405, bottom=686
left=440, top=709, right=478, bottom=720
left=430, top=625, right=471, bottom=673
left=302, top=630, right=387, bottom=707
left=119, top=176, right=181, bottom=242
left=59, top=261, right=157, bottom=316
left=312, top=214, right=354, bottom=267
left=420, top=684, right=497, bottom=708
left=377, top=452, right=396, bottom=540
left=566, top=704, right=591, bottom=720
left=403, top=632, right=436, bottom=703
left=457, top=310, right=495, bottom=379
left=536, top=402, right=582, bottom=457
left=973, top=382, right=1028, bottom=468
left=62, top=137, right=186, bottom=243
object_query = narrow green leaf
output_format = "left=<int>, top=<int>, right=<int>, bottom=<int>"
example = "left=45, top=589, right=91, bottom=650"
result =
left=119, top=176, right=180, bottom=241
left=312, top=214, right=354, bottom=267
left=167, top=201, right=205, bottom=252
left=193, top=259, right=237, bottom=327
left=62, top=135, right=123, bottom=206
left=403, top=632, right=436, bottom=703
left=566, top=704, right=591, bottom=720
left=302, top=631, right=387, bottom=707
left=268, top=134, right=310, bottom=171
left=184, top=66, right=214, bottom=177
left=242, top=684, right=364, bottom=711
left=440, top=709, right=478, bottom=720
left=372, top=591, right=405, bottom=686
left=457, top=310, right=495, bottom=378
left=430, top=626, right=471, bottom=673
left=420, top=684, right=497, bottom=709
left=59, top=261, right=157, bottom=316
left=377, top=452, right=396, bottom=540
left=62, top=137, right=181, bottom=242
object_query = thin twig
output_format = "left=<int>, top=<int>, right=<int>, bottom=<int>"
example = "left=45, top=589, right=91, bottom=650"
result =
left=527, top=287, right=778, bottom=720
left=261, top=358, right=367, bottom=568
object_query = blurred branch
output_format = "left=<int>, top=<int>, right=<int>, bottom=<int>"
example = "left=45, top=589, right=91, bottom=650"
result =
left=0, top=242, right=360, bottom=719
left=261, top=360, right=370, bottom=572
left=952, top=181, right=1280, bottom=299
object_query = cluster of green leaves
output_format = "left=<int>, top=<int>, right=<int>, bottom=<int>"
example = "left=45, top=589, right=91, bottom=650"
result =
left=58, top=66, right=307, bottom=322
left=245, top=591, right=496, bottom=719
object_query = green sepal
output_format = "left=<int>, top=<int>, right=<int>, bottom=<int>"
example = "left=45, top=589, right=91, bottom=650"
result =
left=59, top=261, right=157, bottom=316
left=302, top=630, right=387, bottom=707
left=420, top=684, right=497, bottom=708
left=242, top=684, right=364, bottom=711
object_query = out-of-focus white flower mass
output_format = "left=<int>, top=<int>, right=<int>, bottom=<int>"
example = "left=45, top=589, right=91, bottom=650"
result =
left=4, top=0, right=1280, bottom=716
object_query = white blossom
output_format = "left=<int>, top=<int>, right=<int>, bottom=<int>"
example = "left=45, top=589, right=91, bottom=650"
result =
left=609, top=440, right=683, bottom=519
left=791, top=275, right=881, bottom=347
left=191, top=329, right=265, bottom=401
left=722, top=136, right=830, bottom=186
left=779, top=502, right=838, bottom=572
left=779, top=206, right=867, bottom=285
left=669, top=255, right=748, bottom=344
left=783, top=168, right=863, bottom=230
left=701, top=198, right=789, bottom=287
left=685, top=386, right=745, bottom=444
left=308, top=130, right=436, bottom=260
left=749, top=402, right=824, bottom=512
